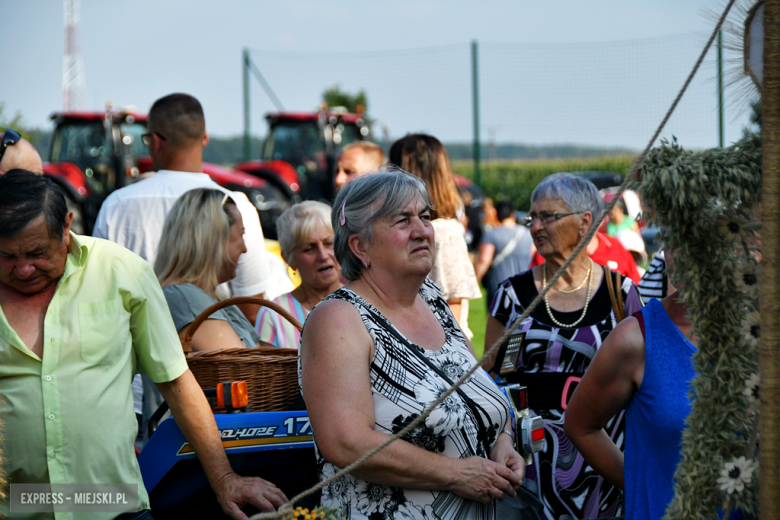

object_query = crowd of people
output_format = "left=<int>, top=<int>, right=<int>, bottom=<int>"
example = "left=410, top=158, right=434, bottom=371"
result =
left=0, top=92, right=717, bottom=520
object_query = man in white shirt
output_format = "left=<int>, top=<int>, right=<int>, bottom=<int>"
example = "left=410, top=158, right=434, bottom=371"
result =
left=94, top=93, right=272, bottom=314
left=94, top=93, right=275, bottom=443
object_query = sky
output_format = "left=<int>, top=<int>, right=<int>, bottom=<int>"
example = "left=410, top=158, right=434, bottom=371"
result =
left=0, top=1, right=757, bottom=149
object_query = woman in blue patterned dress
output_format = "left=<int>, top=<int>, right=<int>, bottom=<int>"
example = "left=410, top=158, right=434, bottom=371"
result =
left=300, top=170, right=523, bottom=520
left=484, top=173, right=643, bottom=519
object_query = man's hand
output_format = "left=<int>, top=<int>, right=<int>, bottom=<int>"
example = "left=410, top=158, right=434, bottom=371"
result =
left=213, top=472, right=289, bottom=520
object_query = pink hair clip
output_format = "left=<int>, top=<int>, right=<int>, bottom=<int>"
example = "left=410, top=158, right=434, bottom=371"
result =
left=340, top=199, right=347, bottom=226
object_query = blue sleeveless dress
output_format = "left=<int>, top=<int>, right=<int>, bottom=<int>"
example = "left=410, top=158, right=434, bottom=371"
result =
left=625, top=299, right=742, bottom=520
left=625, top=298, right=695, bottom=519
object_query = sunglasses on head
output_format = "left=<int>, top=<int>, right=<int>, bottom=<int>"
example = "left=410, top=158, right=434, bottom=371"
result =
left=141, top=131, right=167, bottom=146
left=0, top=129, right=22, bottom=164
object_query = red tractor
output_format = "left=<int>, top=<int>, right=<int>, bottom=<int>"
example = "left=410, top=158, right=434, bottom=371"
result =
left=234, top=109, right=371, bottom=237
left=42, top=108, right=483, bottom=244
left=42, top=110, right=273, bottom=235
left=234, top=109, right=488, bottom=247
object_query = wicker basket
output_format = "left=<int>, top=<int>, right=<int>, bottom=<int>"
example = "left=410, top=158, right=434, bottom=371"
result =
left=182, top=296, right=303, bottom=412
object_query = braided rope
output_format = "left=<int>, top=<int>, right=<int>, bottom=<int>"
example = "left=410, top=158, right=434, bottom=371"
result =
left=250, top=3, right=736, bottom=517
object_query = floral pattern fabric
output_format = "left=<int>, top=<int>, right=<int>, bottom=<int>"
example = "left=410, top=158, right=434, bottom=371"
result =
left=301, top=279, right=511, bottom=520
left=489, top=269, right=643, bottom=520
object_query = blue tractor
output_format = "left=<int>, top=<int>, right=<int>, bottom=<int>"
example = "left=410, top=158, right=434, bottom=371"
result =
left=136, top=298, right=543, bottom=519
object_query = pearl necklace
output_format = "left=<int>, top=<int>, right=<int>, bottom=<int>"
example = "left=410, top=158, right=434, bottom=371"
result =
left=554, top=260, right=592, bottom=294
left=543, top=259, right=594, bottom=328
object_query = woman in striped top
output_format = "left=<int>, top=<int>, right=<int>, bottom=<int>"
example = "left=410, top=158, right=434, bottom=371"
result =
left=636, top=248, right=672, bottom=301
left=256, top=201, right=343, bottom=348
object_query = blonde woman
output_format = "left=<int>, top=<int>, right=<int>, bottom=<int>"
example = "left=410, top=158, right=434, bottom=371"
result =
left=255, top=201, right=342, bottom=349
left=155, top=188, right=260, bottom=351
left=389, top=134, right=481, bottom=330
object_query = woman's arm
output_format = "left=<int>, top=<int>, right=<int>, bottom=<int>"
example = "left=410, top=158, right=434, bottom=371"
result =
left=178, top=319, right=247, bottom=351
left=164, top=285, right=248, bottom=352
left=456, top=313, right=524, bottom=481
left=447, top=298, right=464, bottom=328
left=301, top=300, right=521, bottom=503
left=474, top=242, right=496, bottom=282
left=430, top=220, right=481, bottom=328
left=563, top=316, right=646, bottom=489
left=483, top=315, right=507, bottom=374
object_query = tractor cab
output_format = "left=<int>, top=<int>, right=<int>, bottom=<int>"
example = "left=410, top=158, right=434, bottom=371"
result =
left=49, top=111, right=145, bottom=196
left=44, top=110, right=147, bottom=233
left=43, top=108, right=271, bottom=236
left=261, top=109, right=370, bottom=202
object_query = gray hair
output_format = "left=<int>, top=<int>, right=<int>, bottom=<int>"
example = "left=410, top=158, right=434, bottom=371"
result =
left=276, top=201, right=333, bottom=265
left=332, top=169, right=430, bottom=281
left=531, top=172, right=604, bottom=217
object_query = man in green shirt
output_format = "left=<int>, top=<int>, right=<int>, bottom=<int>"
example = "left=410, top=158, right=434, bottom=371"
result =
left=0, top=170, right=288, bottom=520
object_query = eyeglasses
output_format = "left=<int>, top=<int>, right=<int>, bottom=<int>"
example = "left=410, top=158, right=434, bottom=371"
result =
left=524, top=211, right=583, bottom=227
left=0, top=129, right=22, bottom=164
left=141, top=131, right=167, bottom=146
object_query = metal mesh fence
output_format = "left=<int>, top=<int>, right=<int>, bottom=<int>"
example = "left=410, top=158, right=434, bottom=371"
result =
left=247, top=33, right=755, bottom=152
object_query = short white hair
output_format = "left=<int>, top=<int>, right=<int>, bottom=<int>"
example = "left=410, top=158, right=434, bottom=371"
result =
left=531, top=172, right=604, bottom=217
left=276, top=201, right=333, bottom=265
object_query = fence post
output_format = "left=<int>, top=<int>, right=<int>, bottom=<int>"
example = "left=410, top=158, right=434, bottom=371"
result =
left=760, top=1, right=780, bottom=518
left=243, top=48, right=251, bottom=162
left=471, top=40, right=481, bottom=186
left=717, top=30, right=725, bottom=148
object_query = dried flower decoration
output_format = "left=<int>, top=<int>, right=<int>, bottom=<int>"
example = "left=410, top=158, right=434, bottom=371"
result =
left=717, top=456, right=757, bottom=495
left=634, top=130, right=761, bottom=519
left=742, top=373, right=760, bottom=410
left=735, top=262, right=761, bottom=300
left=741, top=311, right=761, bottom=349
left=717, top=210, right=753, bottom=243
left=292, top=506, right=344, bottom=520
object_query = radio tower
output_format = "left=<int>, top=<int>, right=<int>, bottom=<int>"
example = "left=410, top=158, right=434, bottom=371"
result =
left=62, top=0, right=86, bottom=111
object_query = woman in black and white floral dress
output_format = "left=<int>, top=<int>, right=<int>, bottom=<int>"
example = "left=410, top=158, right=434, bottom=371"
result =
left=300, top=170, right=523, bottom=520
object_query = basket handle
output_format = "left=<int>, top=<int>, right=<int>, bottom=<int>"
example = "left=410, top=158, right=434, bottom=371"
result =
left=182, top=296, right=303, bottom=352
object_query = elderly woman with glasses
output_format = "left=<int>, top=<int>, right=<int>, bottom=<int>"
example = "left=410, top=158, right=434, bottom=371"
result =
left=300, top=170, right=523, bottom=520
left=483, top=172, right=643, bottom=520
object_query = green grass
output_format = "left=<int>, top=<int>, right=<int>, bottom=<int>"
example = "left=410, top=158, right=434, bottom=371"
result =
left=468, top=284, right=489, bottom=359
left=452, top=155, right=637, bottom=211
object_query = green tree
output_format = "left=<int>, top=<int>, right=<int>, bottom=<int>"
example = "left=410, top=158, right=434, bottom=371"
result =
left=0, top=103, right=50, bottom=152
left=321, top=85, right=368, bottom=114
left=0, top=103, right=35, bottom=140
